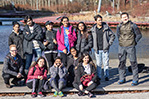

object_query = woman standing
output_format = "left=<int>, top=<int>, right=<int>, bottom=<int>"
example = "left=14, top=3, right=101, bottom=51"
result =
left=76, top=22, right=93, bottom=54
left=8, top=21, right=24, bottom=59
left=26, top=56, right=48, bottom=98
left=73, top=53, right=98, bottom=98
left=56, top=16, right=77, bottom=67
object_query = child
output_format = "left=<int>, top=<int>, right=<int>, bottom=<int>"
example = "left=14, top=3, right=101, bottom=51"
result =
left=73, top=52, right=98, bottom=98
left=26, top=56, right=48, bottom=98
left=44, top=21, right=57, bottom=68
left=50, top=57, right=67, bottom=97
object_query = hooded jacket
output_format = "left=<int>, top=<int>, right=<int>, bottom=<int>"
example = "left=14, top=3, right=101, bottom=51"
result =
left=8, top=30, right=24, bottom=58
left=2, top=53, right=24, bottom=76
left=56, top=25, right=77, bottom=51
left=23, top=23, right=45, bottom=54
left=90, top=22, right=115, bottom=52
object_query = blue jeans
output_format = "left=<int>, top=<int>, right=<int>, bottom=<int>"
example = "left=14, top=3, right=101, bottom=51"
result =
left=33, top=48, right=42, bottom=61
left=95, top=50, right=109, bottom=78
left=25, top=48, right=42, bottom=70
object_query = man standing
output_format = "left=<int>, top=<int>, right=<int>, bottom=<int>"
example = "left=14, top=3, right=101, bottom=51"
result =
left=23, top=15, right=45, bottom=71
left=2, top=44, right=26, bottom=88
left=91, top=15, right=115, bottom=81
left=117, top=12, right=142, bottom=86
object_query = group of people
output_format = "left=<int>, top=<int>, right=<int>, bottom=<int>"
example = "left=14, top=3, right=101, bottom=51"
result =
left=2, top=12, right=142, bottom=98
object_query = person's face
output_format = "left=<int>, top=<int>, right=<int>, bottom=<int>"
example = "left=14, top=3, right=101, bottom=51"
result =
left=83, top=55, right=89, bottom=64
left=38, top=59, right=45, bottom=68
left=54, top=59, right=61, bottom=67
left=46, top=24, right=53, bottom=31
left=13, top=24, right=20, bottom=32
left=71, top=48, right=77, bottom=57
left=10, top=47, right=17, bottom=57
left=96, top=17, right=102, bottom=26
left=26, top=19, right=33, bottom=26
left=121, top=14, right=129, bottom=24
left=78, top=23, right=85, bottom=31
left=62, top=18, right=69, bottom=27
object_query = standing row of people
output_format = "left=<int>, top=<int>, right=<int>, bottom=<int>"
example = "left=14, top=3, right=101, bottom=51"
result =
left=2, top=12, right=142, bottom=98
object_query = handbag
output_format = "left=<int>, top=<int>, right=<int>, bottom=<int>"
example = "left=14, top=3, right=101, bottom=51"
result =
left=80, top=73, right=94, bottom=86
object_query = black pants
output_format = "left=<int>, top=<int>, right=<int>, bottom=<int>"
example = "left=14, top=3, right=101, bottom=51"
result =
left=73, top=82, right=97, bottom=92
left=45, top=53, right=57, bottom=68
left=2, top=73, right=25, bottom=85
left=60, top=52, right=67, bottom=67
left=26, top=79, right=45, bottom=93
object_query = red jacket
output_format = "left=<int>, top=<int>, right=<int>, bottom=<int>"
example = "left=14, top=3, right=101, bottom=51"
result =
left=26, top=64, right=47, bottom=82
left=56, top=25, right=77, bottom=51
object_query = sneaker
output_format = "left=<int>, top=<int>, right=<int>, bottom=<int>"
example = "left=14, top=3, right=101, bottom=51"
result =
left=118, top=79, right=126, bottom=84
left=105, top=77, right=109, bottom=81
left=6, top=84, right=11, bottom=88
left=77, top=91, right=85, bottom=96
left=58, top=91, right=64, bottom=97
left=88, top=92, right=93, bottom=98
left=38, top=92, right=45, bottom=97
left=53, top=91, right=58, bottom=97
left=131, top=81, right=138, bottom=86
left=31, top=92, right=37, bottom=98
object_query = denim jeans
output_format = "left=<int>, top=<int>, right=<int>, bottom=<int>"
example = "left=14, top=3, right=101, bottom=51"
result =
left=25, top=48, right=42, bottom=70
left=25, top=53, right=33, bottom=70
left=33, top=48, right=42, bottom=61
left=95, top=50, right=109, bottom=78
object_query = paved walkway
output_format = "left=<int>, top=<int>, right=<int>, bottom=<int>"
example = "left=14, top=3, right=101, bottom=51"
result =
left=0, top=58, right=148, bottom=93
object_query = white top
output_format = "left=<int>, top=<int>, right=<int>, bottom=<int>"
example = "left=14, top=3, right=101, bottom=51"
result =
left=82, top=63, right=91, bottom=75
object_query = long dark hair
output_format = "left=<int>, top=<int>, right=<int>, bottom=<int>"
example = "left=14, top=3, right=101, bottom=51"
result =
left=70, top=47, right=79, bottom=58
left=77, top=52, right=96, bottom=69
left=60, top=16, right=70, bottom=26
left=76, top=22, right=89, bottom=40
left=29, top=56, right=48, bottom=71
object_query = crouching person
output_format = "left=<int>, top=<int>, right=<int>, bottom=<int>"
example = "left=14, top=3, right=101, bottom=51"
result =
left=2, top=44, right=26, bottom=88
left=50, top=57, right=67, bottom=97
left=73, top=53, right=99, bottom=98
left=26, top=56, right=48, bottom=98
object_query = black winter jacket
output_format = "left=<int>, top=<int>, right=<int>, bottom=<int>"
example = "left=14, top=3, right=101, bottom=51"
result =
left=2, top=53, right=24, bottom=76
left=74, top=62, right=97, bottom=85
left=23, top=23, right=45, bottom=54
left=8, top=30, right=24, bottom=58
left=44, top=29, right=57, bottom=51
left=76, top=31, right=93, bottom=53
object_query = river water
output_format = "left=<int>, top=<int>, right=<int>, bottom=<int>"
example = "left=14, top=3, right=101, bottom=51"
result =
left=0, top=22, right=149, bottom=62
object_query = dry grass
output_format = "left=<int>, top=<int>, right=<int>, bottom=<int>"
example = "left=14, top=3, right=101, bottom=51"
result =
left=68, top=12, right=149, bottom=22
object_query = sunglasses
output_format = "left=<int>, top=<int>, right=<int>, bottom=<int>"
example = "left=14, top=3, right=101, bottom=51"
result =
left=10, top=50, right=17, bottom=52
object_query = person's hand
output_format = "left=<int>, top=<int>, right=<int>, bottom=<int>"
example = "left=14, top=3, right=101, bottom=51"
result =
left=43, top=41, right=48, bottom=46
left=59, top=63, right=63, bottom=68
left=63, top=49, right=67, bottom=54
left=53, top=39, right=57, bottom=44
left=26, top=32, right=29, bottom=34
left=79, top=84, right=83, bottom=91
left=17, top=73, right=22, bottom=78
left=66, top=29, right=69, bottom=35
left=87, top=81, right=93, bottom=86
left=38, top=76, right=43, bottom=80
